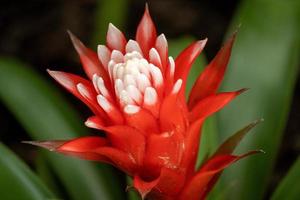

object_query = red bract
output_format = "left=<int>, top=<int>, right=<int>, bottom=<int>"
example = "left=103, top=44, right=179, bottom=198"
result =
left=28, top=5, right=263, bottom=200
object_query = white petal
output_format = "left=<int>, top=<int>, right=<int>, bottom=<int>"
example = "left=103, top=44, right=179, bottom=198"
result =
left=124, top=105, right=140, bottom=114
left=126, top=85, right=142, bottom=104
left=97, top=45, right=110, bottom=70
left=149, top=48, right=162, bottom=67
left=168, top=56, right=175, bottom=78
left=116, top=66, right=124, bottom=79
left=172, top=79, right=183, bottom=94
left=111, top=50, right=124, bottom=63
left=92, top=74, right=100, bottom=93
left=97, top=95, right=111, bottom=112
left=124, top=51, right=143, bottom=61
left=124, top=74, right=136, bottom=87
left=149, top=64, right=163, bottom=88
left=144, top=87, right=157, bottom=106
left=125, top=60, right=139, bottom=76
left=77, top=83, right=92, bottom=99
left=114, top=79, right=124, bottom=96
left=136, top=73, right=151, bottom=92
left=97, top=77, right=110, bottom=97
left=119, top=90, right=134, bottom=105
left=107, top=23, right=126, bottom=51
left=137, top=59, right=150, bottom=78
left=126, top=40, right=143, bottom=55
left=108, top=60, right=116, bottom=79
left=112, top=63, right=122, bottom=79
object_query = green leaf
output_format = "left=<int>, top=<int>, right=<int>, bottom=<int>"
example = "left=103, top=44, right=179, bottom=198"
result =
left=271, top=157, right=300, bottom=200
left=0, top=143, right=55, bottom=199
left=0, top=57, right=123, bottom=200
left=218, top=0, right=300, bottom=199
left=35, top=152, right=62, bottom=197
left=126, top=176, right=140, bottom=200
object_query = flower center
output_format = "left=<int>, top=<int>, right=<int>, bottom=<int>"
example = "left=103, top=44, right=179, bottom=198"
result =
left=93, top=50, right=164, bottom=115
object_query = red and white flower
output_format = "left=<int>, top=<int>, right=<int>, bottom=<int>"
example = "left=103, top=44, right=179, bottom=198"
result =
left=28, top=5, right=262, bottom=200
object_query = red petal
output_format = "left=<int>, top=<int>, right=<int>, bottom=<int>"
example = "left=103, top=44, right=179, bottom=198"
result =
left=188, top=33, right=236, bottom=108
left=125, top=107, right=159, bottom=134
left=143, top=130, right=185, bottom=179
left=174, top=39, right=207, bottom=96
left=48, top=70, right=107, bottom=119
left=189, top=89, right=246, bottom=122
left=68, top=31, right=110, bottom=86
left=94, top=147, right=137, bottom=175
left=179, top=151, right=262, bottom=200
left=134, top=168, right=185, bottom=200
left=85, top=117, right=146, bottom=165
left=133, top=175, right=159, bottom=199
left=106, top=23, right=127, bottom=52
left=159, top=87, right=188, bottom=133
left=136, top=5, right=157, bottom=58
left=105, top=126, right=146, bottom=166
left=180, top=119, right=204, bottom=178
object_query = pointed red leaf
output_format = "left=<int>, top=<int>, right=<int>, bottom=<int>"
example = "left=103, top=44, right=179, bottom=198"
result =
left=136, top=5, right=157, bottom=58
left=25, top=136, right=108, bottom=161
left=174, top=39, right=207, bottom=96
left=180, top=119, right=204, bottom=178
left=27, top=136, right=136, bottom=175
left=188, top=33, right=236, bottom=108
left=179, top=151, right=262, bottom=200
left=214, top=119, right=263, bottom=156
left=199, top=119, right=263, bottom=196
left=68, top=31, right=111, bottom=87
left=48, top=70, right=107, bottom=119
left=189, top=89, right=246, bottom=122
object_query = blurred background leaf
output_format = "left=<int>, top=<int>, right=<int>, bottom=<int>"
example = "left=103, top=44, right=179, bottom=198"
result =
left=217, top=0, right=300, bottom=199
left=0, top=143, right=55, bottom=199
left=271, top=157, right=300, bottom=200
left=0, top=58, right=124, bottom=200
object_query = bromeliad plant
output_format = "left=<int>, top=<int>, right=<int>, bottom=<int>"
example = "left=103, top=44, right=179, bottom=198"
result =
left=27, top=6, right=263, bottom=200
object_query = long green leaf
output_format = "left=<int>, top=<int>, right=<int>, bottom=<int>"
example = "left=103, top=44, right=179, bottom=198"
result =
left=0, top=58, right=123, bottom=200
left=271, top=157, right=300, bottom=200
left=0, top=143, right=55, bottom=199
left=218, top=0, right=300, bottom=199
